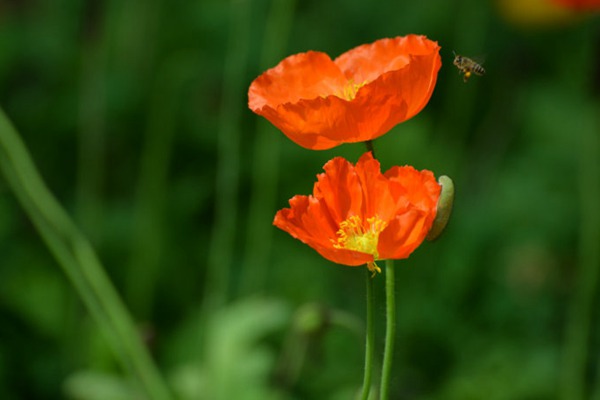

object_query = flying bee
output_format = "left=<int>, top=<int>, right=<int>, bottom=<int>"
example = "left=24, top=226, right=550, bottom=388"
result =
left=452, top=52, right=485, bottom=83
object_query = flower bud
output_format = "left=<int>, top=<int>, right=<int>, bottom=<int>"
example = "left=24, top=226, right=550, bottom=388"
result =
left=426, top=175, right=454, bottom=241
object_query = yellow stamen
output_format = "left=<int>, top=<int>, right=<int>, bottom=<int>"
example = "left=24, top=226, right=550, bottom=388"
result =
left=333, top=215, right=387, bottom=274
left=367, top=262, right=381, bottom=276
left=336, top=80, right=368, bottom=101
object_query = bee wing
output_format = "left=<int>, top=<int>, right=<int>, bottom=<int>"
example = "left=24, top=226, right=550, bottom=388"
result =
left=472, top=55, right=486, bottom=75
left=470, top=55, right=486, bottom=66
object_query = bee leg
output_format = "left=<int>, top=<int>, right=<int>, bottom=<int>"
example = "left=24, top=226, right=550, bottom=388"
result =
left=463, top=71, right=471, bottom=83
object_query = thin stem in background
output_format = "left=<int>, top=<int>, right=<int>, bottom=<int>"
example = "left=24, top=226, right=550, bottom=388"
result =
left=579, top=108, right=600, bottom=400
left=77, top=3, right=108, bottom=244
left=560, top=22, right=599, bottom=400
left=379, top=259, right=396, bottom=400
left=562, top=108, right=599, bottom=400
left=111, top=0, right=160, bottom=82
left=360, top=269, right=375, bottom=400
left=71, top=0, right=111, bottom=371
left=240, top=0, right=296, bottom=297
left=0, top=109, right=172, bottom=400
left=205, top=0, right=253, bottom=309
left=589, top=112, right=600, bottom=400
left=127, top=53, right=201, bottom=318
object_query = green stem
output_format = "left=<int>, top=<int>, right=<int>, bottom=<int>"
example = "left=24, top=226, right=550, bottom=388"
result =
left=380, top=259, right=396, bottom=400
left=0, top=109, right=172, bottom=400
left=361, top=269, right=375, bottom=400
left=365, top=140, right=376, bottom=158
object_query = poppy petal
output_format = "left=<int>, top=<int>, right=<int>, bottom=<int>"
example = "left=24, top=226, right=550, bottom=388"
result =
left=354, top=153, right=398, bottom=221
left=378, top=210, right=431, bottom=260
left=334, top=34, right=439, bottom=88
left=274, top=195, right=374, bottom=266
left=385, top=166, right=440, bottom=214
left=248, top=51, right=347, bottom=110
left=314, top=157, right=363, bottom=223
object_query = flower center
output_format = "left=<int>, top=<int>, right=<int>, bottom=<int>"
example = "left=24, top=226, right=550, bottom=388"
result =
left=333, top=215, right=387, bottom=273
left=337, top=80, right=367, bottom=101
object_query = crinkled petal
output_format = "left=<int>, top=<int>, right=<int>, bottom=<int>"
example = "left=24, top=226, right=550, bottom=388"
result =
left=354, top=152, right=397, bottom=221
left=314, top=157, right=363, bottom=223
left=334, top=34, right=439, bottom=87
left=377, top=210, right=431, bottom=260
left=385, top=166, right=440, bottom=214
left=273, top=194, right=373, bottom=266
left=273, top=195, right=336, bottom=248
left=249, top=51, right=347, bottom=110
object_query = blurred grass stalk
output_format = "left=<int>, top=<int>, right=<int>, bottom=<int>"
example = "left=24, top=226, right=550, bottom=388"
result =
left=77, top=8, right=107, bottom=244
left=562, top=106, right=600, bottom=400
left=0, top=108, right=172, bottom=400
left=128, top=53, right=201, bottom=318
left=589, top=111, right=600, bottom=400
left=560, top=22, right=600, bottom=400
left=240, top=0, right=296, bottom=296
left=205, top=0, right=253, bottom=309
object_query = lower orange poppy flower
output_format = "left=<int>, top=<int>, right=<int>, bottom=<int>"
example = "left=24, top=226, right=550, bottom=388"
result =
left=249, top=35, right=441, bottom=150
left=273, top=152, right=441, bottom=272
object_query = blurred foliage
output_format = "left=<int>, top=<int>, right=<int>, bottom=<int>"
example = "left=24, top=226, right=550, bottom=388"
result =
left=0, top=0, right=599, bottom=399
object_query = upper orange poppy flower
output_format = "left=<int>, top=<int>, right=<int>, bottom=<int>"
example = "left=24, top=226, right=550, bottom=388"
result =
left=273, top=152, right=441, bottom=272
left=248, top=35, right=441, bottom=150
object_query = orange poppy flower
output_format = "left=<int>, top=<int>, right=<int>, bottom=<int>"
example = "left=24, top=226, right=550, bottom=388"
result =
left=273, top=152, right=441, bottom=272
left=248, top=35, right=441, bottom=150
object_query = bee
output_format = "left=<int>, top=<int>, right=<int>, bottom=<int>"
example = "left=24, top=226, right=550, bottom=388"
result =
left=453, top=52, right=485, bottom=83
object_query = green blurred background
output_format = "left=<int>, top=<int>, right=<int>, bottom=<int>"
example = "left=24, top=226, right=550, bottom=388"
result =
left=0, top=0, right=599, bottom=399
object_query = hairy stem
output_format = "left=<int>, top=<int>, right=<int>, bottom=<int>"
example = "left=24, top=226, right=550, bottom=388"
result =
left=380, top=260, right=396, bottom=400
left=361, top=269, right=375, bottom=400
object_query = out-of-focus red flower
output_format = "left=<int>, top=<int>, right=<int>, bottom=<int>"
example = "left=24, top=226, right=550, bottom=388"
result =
left=552, top=0, right=600, bottom=10
left=248, top=35, right=441, bottom=150
left=496, top=0, right=585, bottom=27
left=273, top=152, right=440, bottom=273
